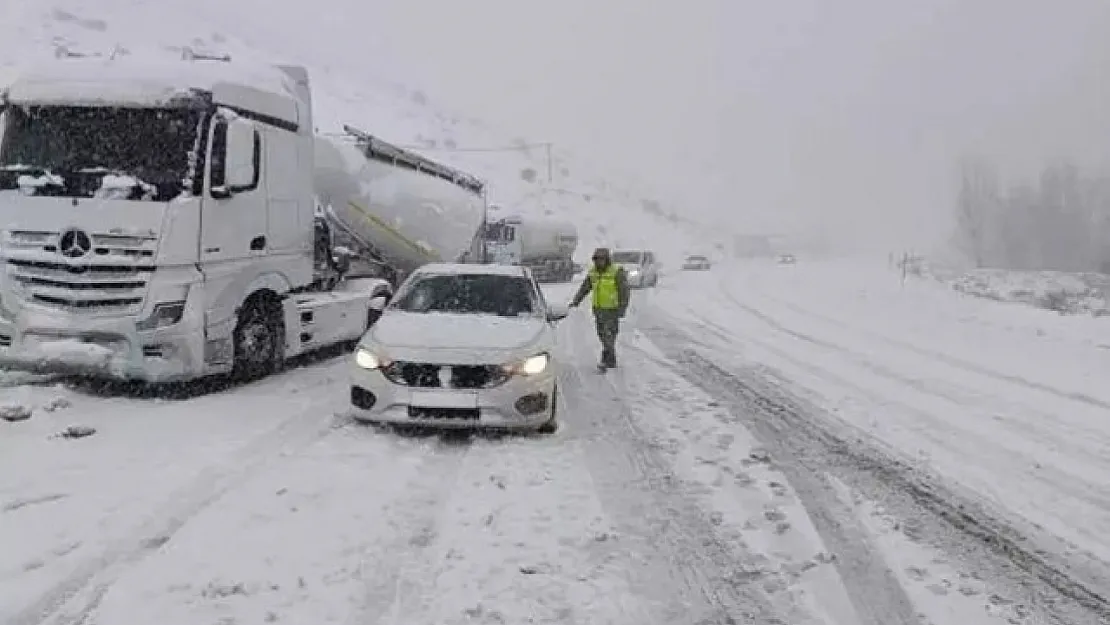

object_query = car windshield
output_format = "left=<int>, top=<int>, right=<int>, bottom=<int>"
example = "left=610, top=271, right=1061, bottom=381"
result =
left=612, top=251, right=643, bottom=264
left=0, top=105, right=203, bottom=201
left=392, top=273, right=537, bottom=317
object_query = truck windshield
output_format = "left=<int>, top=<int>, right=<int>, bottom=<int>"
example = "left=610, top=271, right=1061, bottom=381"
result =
left=393, top=274, right=537, bottom=317
left=0, top=105, right=203, bottom=201
left=612, top=251, right=644, bottom=264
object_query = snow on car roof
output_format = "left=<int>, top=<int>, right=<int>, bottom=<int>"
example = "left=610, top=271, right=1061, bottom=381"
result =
left=3, top=57, right=302, bottom=127
left=415, top=263, right=529, bottom=277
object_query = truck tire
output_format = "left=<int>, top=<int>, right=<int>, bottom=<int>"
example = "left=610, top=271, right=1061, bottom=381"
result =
left=232, top=299, right=283, bottom=382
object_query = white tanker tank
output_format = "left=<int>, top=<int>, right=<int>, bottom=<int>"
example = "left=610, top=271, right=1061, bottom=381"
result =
left=313, top=125, right=487, bottom=282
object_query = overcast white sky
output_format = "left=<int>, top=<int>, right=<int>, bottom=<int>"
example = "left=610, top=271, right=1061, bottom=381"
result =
left=100, top=0, right=1110, bottom=250
left=318, top=0, right=1109, bottom=250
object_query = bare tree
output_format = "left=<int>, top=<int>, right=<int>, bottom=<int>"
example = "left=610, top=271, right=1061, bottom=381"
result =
left=953, top=156, right=998, bottom=268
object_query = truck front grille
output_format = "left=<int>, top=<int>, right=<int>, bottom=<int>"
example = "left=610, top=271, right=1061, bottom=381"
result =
left=6, top=259, right=152, bottom=315
left=3, top=229, right=156, bottom=315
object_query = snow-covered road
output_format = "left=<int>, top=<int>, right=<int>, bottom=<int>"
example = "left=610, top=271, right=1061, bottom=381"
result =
left=643, top=259, right=1110, bottom=624
left=3, top=270, right=1109, bottom=625
left=1, top=283, right=856, bottom=625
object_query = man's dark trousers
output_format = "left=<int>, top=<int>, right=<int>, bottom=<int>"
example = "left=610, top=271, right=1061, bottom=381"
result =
left=594, top=308, right=620, bottom=367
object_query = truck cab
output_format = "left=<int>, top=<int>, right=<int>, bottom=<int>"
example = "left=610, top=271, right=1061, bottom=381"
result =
left=0, top=54, right=384, bottom=382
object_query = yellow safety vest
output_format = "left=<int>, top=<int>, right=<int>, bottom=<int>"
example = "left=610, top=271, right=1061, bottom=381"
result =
left=589, top=265, right=620, bottom=309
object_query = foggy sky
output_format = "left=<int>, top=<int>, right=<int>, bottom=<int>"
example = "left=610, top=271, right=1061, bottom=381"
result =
left=341, top=0, right=1110, bottom=250
left=136, top=0, right=1110, bottom=251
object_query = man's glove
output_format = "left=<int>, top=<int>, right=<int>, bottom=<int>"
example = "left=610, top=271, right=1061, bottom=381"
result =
left=618, top=308, right=627, bottom=319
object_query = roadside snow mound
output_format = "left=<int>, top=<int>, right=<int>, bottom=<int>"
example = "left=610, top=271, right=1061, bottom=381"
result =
left=943, top=268, right=1110, bottom=317
left=0, top=2, right=706, bottom=263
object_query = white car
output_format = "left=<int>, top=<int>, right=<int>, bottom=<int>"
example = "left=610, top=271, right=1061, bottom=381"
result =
left=349, top=263, right=567, bottom=432
left=681, top=254, right=712, bottom=271
left=612, top=249, right=660, bottom=288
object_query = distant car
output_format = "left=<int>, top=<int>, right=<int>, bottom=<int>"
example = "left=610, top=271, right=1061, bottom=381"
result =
left=349, top=263, right=566, bottom=433
left=682, top=254, right=712, bottom=271
left=612, top=249, right=660, bottom=288
left=777, top=253, right=796, bottom=265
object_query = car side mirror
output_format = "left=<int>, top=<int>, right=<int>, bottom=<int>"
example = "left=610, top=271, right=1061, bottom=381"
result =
left=368, top=295, right=389, bottom=311
left=546, top=303, right=569, bottom=322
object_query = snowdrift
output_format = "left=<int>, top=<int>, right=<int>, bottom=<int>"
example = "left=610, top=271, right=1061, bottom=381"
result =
left=916, top=262, right=1110, bottom=317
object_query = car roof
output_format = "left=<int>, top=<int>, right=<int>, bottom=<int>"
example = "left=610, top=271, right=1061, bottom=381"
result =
left=414, top=262, right=529, bottom=277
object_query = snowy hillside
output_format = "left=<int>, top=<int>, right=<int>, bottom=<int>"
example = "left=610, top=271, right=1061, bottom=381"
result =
left=0, top=1, right=714, bottom=263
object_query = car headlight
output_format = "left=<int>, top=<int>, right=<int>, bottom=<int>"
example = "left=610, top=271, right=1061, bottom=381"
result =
left=503, top=352, right=549, bottom=376
left=354, top=347, right=389, bottom=370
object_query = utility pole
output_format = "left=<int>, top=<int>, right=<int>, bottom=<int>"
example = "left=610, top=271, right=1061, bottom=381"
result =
left=545, top=143, right=553, bottom=183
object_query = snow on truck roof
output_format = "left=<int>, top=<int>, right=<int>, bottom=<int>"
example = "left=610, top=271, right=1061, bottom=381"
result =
left=2, top=56, right=303, bottom=129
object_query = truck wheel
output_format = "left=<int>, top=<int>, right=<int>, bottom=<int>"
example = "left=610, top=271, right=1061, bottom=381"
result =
left=232, top=300, right=283, bottom=381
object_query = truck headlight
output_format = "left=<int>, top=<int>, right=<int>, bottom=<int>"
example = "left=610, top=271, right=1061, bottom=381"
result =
left=136, top=301, right=186, bottom=331
left=355, top=347, right=387, bottom=369
left=504, top=352, right=549, bottom=376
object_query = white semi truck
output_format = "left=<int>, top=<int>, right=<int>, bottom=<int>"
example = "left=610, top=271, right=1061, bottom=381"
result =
left=483, top=212, right=578, bottom=282
left=0, top=53, right=487, bottom=383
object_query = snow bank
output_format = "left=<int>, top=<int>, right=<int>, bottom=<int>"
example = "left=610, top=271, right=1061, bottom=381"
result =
left=943, top=268, right=1110, bottom=316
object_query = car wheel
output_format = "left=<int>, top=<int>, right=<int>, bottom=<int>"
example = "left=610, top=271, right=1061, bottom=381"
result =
left=537, top=384, right=559, bottom=434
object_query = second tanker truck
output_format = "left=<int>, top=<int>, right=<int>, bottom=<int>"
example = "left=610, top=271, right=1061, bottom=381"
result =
left=483, top=212, right=578, bottom=283
left=0, top=51, right=487, bottom=383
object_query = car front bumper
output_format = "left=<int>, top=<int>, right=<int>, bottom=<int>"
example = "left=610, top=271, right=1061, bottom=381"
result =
left=348, top=360, right=557, bottom=430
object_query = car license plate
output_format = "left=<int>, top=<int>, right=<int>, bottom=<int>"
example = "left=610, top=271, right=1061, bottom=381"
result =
left=410, top=390, right=478, bottom=409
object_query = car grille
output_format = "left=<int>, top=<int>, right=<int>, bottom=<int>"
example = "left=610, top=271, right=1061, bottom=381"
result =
left=382, top=362, right=509, bottom=389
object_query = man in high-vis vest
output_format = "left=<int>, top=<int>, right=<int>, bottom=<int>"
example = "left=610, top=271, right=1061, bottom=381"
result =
left=569, top=247, right=631, bottom=369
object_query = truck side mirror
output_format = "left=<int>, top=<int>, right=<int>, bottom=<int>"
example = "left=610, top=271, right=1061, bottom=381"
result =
left=368, top=295, right=389, bottom=311
left=214, top=118, right=258, bottom=196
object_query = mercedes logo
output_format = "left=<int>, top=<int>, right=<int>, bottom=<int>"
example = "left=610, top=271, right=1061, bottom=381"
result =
left=59, top=228, right=92, bottom=259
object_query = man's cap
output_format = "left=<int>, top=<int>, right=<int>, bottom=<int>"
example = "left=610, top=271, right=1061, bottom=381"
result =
left=591, top=247, right=611, bottom=260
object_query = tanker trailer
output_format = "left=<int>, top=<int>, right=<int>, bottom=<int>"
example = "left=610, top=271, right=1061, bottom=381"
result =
left=484, top=214, right=578, bottom=282
left=313, top=125, right=487, bottom=285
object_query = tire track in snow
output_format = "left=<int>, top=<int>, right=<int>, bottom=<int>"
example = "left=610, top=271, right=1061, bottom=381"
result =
left=558, top=311, right=794, bottom=624
left=662, top=297, right=1110, bottom=593
left=10, top=388, right=349, bottom=625
left=626, top=321, right=920, bottom=625
left=639, top=315, right=1110, bottom=625
left=733, top=283, right=1110, bottom=411
left=684, top=283, right=1110, bottom=518
left=345, top=431, right=472, bottom=625
left=691, top=281, right=1110, bottom=562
